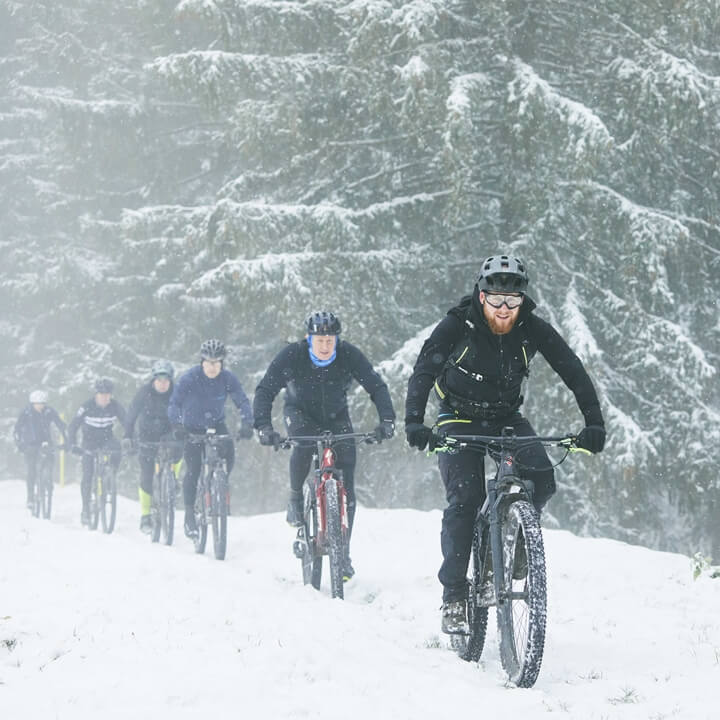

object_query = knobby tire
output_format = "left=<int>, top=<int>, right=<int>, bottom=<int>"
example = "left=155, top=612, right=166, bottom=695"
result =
left=161, top=466, right=175, bottom=546
left=497, top=500, right=547, bottom=688
left=211, top=470, right=228, bottom=561
left=325, top=478, right=345, bottom=600
left=193, top=477, right=208, bottom=555
left=101, top=470, right=117, bottom=534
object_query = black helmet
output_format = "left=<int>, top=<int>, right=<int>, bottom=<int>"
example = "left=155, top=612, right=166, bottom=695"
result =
left=151, top=360, right=174, bottom=379
left=306, top=311, right=341, bottom=336
left=94, top=377, right=114, bottom=393
left=200, top=339, right=226, bottom=360
left=476, top=255, right=529, bottom=293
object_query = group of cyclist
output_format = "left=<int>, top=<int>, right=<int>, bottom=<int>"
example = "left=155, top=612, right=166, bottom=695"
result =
left=13, top=254, right=606, bottom=633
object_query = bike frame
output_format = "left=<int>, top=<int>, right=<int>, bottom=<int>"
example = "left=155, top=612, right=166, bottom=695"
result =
left=138, top=440, right=183, bottom=544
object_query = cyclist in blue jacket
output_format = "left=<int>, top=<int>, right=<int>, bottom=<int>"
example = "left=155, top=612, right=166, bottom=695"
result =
left=168, top=339, right=254, bottom=538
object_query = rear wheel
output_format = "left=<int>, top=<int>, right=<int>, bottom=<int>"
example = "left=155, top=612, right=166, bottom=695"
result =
left=497, top=500, right=547, bottom=688
left=89, top=473, right=100, bottom=531
left=211, top=469, right=228, bottom=561
left=40, top=460, right=53, bottom=520
left=325, top=477, right=345, bottom=600
left=451, top=524, right=490, bottom=661
left=100, top=469, right=117, bottom=534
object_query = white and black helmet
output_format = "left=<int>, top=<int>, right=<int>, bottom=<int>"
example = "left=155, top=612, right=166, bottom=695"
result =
left=29, top=390, right=48, bottom=404
left=476, top=255, right=529, bottom=293
left=306, top=311, right=342, bottom=336
left=200, top=339, right=226, bottom=360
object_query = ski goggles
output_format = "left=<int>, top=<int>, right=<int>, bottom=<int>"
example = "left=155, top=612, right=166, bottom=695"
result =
left=483, top=292, right=524, bottom=309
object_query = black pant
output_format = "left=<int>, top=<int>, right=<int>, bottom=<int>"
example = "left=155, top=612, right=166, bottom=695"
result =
left=284, top=407, right=358, bottom=541
left=23, top=448, right=40, bottom=501
left=436, top=412, right=554, bottom=602
left=137, top=437, right=183, bottom=495
left=81, top=438, right=122, bottom=510
left=182, top=423, right=234, bottom=508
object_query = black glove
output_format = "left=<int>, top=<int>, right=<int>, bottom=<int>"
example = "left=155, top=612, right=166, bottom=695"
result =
left=258, top=426, right=281, bottom=448
left=374, top=419, right=395, bottom=441
left=405, top=422, right=435, bottom=451
left=576, top=425, right=606, bottom=453
left=172, top=424, right=187, bottom=441
left=237, top=424, right=254, bottom=440
left=71, top=445, right=84, bottom=456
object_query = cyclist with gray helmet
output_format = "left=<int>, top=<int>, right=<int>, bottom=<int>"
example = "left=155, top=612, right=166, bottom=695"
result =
left=14, top=390, right=67, bottom=509
left=125, top=360, right=181, bottom=533
left=67, top=378, right=126, bottom=525
left=167, top=339, right=253, bottom=539
left=404, top=255, right=606, bottom=634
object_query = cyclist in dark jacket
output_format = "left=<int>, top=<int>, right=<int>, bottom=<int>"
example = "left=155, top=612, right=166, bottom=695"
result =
left=67, top=378, right=126, bottom=525
left=14, top=390, right=67, bottom=508
left=253, top=311, right=396, bottom=580
left=404, top=255, right=606, bottom=634
left=167, top=339, right=253, bottom=539
left=125, top=360, right=181, bottom=534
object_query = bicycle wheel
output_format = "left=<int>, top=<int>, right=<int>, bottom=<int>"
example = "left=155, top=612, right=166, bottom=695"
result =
left=41, top=460, right=53, bottom=519
left=451, top=524, right=490, bottom=662
left=211, top=469, right=228, bottom=561
left=193, top=478, right=208, bottom=554
left=298, top=482, right=321, bottom=589
left=101, top=471, right=117, bottom=534
left=31, top=480, right=41, bottom=518
left=89, top=476, right=100, bottom=531
left=496, top=500, right=547, bottom=688
left=150, top=474, right=162, bottom=544
left=160, top=466, right=175, bottom=546
left=324, top=477, right=345, bottom=600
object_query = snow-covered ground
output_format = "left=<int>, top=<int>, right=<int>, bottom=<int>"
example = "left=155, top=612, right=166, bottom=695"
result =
left=1, top=479, right=718, bottom=719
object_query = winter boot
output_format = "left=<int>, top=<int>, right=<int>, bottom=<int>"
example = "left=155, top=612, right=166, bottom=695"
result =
left=286, top=490, right=303, bottom=527
left=184, top=507, right=198, bottom=538
left=441, top=600, right=468, bottom=635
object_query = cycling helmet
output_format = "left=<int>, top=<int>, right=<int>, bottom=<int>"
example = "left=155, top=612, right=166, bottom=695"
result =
left=200, top=338, right=226, bottom=360
left=306, top=311, right=342, bottom=336
left=476, top=255, right=529, bottom=293
left=29, top=390, right=48, bottom=404
left=94, top=377, right=114, bottom=393
left=151, top=359, right=174, bottom=379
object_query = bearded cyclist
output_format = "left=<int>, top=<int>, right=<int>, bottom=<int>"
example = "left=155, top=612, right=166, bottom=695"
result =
left=404, top=255, right=606, bottom=634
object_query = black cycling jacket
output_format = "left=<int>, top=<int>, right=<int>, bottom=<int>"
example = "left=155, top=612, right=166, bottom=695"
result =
left=253, top=339, right=395, bottom=429
left=405, top=294, right=604, bottom=426
left=124, top=381, right=174, bottom=441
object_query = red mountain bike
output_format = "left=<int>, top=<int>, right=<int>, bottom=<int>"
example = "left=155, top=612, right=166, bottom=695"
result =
left=280, top=430, right=381, bottom=599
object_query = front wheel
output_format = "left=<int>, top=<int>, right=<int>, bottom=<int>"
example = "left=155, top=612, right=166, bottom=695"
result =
left=100, top=470, right=117, bottom=534
left=211, top=470, right=228, bottom=561
left=160, top=466, right=175, bottom=546
left=324, top=477, right=345, bottom=600
left=40, top=461, right=53, bottom=520
left=496, top=500, right=547, bottom=688
left=193, top=478, right=209, bottom=555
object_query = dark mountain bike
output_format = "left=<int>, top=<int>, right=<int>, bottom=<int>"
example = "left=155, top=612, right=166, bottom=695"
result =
left=138, top=440, right=183, bottom=545
left=279, top=430, right=381, bottom=600
left=31, top=441, right=57, bottom=520
left=434, top=427, right=586, bottom=688
left=187, top=430, right=232, bottom=560
left=84, top=447, right=119, bottom=533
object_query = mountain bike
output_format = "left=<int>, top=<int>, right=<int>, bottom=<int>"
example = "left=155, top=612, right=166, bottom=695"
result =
left=31, top=442, right=57, bottom=520
left=138, top=440, right=183, bottom=545
left=434, top=427, right=585, bottom=688
left=279, top=430, right=381, bottom=600
left=187, top=430, right=232, bottom=560
left=84, top=447, right=119, bottom=533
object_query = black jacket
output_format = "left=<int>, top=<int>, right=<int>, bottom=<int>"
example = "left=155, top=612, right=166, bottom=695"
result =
left=67, top=398, right=126, bottom=449
left=14, top=405, right=66, bottom=449
left=124, top=381, right=174, bottom=441
left=405, top=294, right=604, bottom=426
left=254, top=339, right=396, bottom=429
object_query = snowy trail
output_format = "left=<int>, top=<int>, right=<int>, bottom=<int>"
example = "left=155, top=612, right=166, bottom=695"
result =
left=1, top=480, right=718, bottom=719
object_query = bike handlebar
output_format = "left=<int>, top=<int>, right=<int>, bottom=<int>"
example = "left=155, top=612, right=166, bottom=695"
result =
left=435, top=432, right=585, bottom=453
left=278, top=430, right=382, bottom=450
